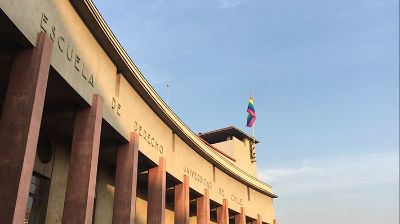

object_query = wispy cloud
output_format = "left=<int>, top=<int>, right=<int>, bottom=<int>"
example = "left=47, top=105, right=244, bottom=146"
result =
left=149, top=0, right=165, bottom=14
left=138, top=63, right=181, bottom=105
left=260, top=151, right=399, bottom=194
left=217, top=0, right=255, bottom=9
left=261, top=166, right=327, bottom=182
left=140, top=64, right=180, bottom=86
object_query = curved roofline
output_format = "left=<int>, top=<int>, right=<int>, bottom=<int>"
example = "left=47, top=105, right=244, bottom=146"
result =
left=70, top=0, right=277, bottom=198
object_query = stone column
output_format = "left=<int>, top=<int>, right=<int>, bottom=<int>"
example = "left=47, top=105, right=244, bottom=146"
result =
left=112, top=132, right=139, bottom=224
left=234, top=207, right=245, bottom=224
left=0, top=33, right=52, bottom=224
left=174, top=175, right=189, bottom=224
left=62, top=94, right=103, bottom=224
left=216, top=199, right=229, bottom=224
left=147, top=157, right=166, bottom=224
left=196, top=188, right=210, bottom=224
left=251, top=214, right=262, bottom=224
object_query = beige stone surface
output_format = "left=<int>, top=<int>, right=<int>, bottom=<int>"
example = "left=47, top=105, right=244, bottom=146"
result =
left=213, top=137, right=257, bottom=177
left=135, top=197, right=148, bottom=224
left=93, top=162, right=115, bottom=224
left=45, top=142, right=70, bottom=224
left=170, top=136, right=214, bottom=195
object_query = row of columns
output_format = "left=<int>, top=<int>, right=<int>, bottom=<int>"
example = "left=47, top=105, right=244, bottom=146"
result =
left=0, top=33, right=266, bottom=224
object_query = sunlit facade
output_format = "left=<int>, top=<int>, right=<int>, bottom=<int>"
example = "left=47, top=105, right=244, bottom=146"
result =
left=0, top=1, right=277, bottom=223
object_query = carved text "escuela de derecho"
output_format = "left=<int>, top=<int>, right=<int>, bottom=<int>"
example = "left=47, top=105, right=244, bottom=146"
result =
left=40, top=12, right=94, bottom=88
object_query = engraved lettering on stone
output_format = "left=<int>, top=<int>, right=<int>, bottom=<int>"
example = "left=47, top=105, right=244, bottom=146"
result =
left=40, top=12, right=95, bottom=88
left=133, top=121, right=165, bottom=154
left=184, top=165, right=212, bottom=189
left=219, top=187, right=224, bottom=197
left=40, top=13, right=48, bottom=33
left=57, top=36, right=65, bottom=52
left=50, top=26, right=56, bottom=40
left=66, top=44, right=73, bottom=61
left=75, top=55, right=82, bottom=73
left=111, top=97, right=122, bottom=116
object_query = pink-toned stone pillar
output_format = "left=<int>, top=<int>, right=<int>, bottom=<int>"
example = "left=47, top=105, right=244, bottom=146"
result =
left=147, top=157, right=166, bottom=224
left=174, top=175, right=189, bottom=224
left=196, top=188, right=210, bottom=224
left=112, top=132, right=139, bottom=224
left=62, top=94, right=103, bottom=224
left=216, top=199, right=229, bottom=224
left=251, top=214, right=262, bottom=224
left=234, top=207, right=245, bottom=224
left=0, top=33, right=52, bottom=224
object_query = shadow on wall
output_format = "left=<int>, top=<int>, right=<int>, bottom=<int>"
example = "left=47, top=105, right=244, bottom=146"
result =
left=135, top=217, right=145, bottom=224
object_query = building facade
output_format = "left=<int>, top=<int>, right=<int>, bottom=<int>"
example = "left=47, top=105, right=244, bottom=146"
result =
left=0, top=0, right=277, bottom=223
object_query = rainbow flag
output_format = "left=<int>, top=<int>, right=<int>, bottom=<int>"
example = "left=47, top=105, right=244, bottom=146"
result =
left=246, top=96, right=256, bottom=127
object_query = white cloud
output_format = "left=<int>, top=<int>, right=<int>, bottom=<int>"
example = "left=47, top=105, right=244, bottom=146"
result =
left=260, top=166, right=327, bottom=182
left=260, top=151, right=399, bottom=194
left=261, top=151, right=399, bottom=224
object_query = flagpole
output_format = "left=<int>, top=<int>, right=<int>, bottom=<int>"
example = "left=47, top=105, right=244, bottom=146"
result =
left=252, top=123, right=255, bottom=140
left=250, top=90, right=255, bottom=140
left=251, top=92, right=256, bottom=163
left=247, top=91, right=257, bottom=163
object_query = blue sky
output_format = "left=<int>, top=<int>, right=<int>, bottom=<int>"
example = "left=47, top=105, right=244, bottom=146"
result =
left=93, top=0, right=399, bottom=223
